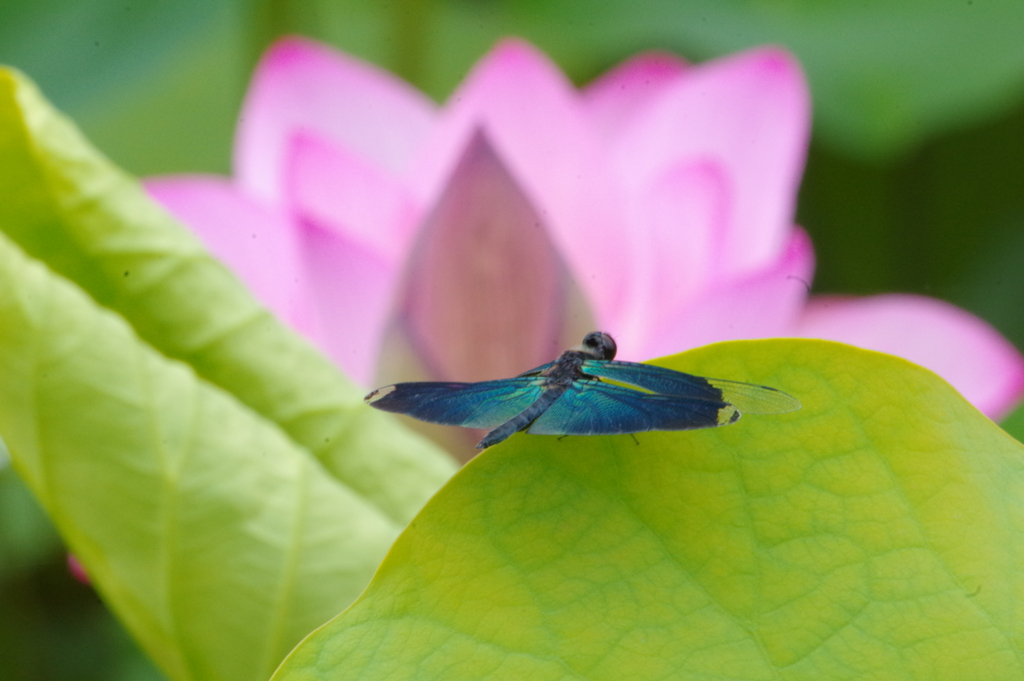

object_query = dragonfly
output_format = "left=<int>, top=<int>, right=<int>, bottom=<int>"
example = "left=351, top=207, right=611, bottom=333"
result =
left=365, top=331, right=800, bottom=449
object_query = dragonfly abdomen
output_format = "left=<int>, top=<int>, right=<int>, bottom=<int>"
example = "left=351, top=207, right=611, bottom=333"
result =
left=476, top=386, right=567, bottom=449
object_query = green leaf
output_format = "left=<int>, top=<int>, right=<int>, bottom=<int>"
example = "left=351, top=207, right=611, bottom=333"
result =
left=0, top=68, right=457, bottom=679
left=274, top=339, right=1024, bottom=680
left=0, top=67, right=456, bottom=526
left=0, top=223, right=399, bottom=681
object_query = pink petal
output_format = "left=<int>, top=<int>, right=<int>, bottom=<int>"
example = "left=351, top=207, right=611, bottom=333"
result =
left=620, top=228, right=815, bottom=361
left=297, top=220, right=399, bottom=387
left=612, top=158, right=730, bottom=341
left=68, top=554, right=90, bottom=584
left=234, top=37, right=436, bottom=202
left=795, top=295, right=1024, bottom=420
left=582, top=52, right=689, bottom=140
left=144, top=177, right=321, bottom=342
left=285, top=132, right=421, bottom=262
left=611, top=47, right=811, bottom=281
left=390, top=131, right=593, bottom=383
left=409, top=39, right=629, bottom=333
left=407, top=40, right=608, bottom=281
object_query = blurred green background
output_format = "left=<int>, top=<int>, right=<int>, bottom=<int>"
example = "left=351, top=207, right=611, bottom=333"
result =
left=1, top=0, right=1023, bottom=678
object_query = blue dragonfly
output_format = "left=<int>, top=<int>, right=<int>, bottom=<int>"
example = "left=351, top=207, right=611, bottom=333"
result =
left=365, top=332, right=800, bottom=449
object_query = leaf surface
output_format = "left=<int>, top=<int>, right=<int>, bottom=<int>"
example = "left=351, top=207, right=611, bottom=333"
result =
left=275, top=339, right=1024, bottom=680
left=0, top=68, right=456, bottom=680
left=0, top=67, right=455, bottom=526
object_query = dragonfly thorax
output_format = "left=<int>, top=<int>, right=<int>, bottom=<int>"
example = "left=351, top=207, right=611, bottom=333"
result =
left=540, top=350, right=588, bottom=387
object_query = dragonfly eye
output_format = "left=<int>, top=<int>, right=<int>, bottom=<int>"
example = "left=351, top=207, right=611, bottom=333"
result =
left=581, top=331, right=617, bottom=360
left=597, top=333, right=617, bottom=360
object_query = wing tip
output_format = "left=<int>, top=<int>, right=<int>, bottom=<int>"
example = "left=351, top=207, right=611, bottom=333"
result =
left=717, top=405, right=740, bottom=425
left=364, top=384, right=397, bottom=405
left=767, top=390, right=802, bottom=414
left=709, top=379, right=803, bottom=415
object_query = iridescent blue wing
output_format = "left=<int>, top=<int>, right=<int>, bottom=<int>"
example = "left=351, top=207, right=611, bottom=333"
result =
left=580, top=360, right=800, bottom=415
left=365, top=377, right=546, bottom=428
left=527, top=380, right=738, bottom=436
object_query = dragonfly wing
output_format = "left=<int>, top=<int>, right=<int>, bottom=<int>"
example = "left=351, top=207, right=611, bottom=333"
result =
left=526, top=380, right=736, bottom=436
left=705, top=378, right=801, bottom=415
left=366, top=378, right=545, bottom=428
left=580, top=360, right=800, bottom=415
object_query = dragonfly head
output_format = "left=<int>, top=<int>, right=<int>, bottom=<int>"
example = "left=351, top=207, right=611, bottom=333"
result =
left=579, top=331, right=617, bottom=361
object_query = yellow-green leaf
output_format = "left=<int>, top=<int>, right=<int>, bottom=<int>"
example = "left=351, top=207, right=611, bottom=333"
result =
left=0, top=228, right=395, bottom=680
left=0, top=67, right=456, bottom=680
left=275, top=339, right=1024, bottom=681
left=0, top=67, right=456, bottom=525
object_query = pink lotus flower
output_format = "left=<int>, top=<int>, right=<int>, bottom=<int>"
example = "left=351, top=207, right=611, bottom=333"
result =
left=147, top=37, right=1024, bottom=424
